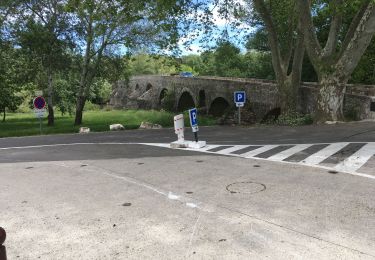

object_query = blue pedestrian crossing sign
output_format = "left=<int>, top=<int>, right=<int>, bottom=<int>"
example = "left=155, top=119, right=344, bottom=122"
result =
left=234, top=91, right=246, bottom=107
left=188, top=108, right=199, bottom=132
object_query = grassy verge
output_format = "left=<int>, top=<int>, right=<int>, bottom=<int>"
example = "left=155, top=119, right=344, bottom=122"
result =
left=0, top=110, right=217, bottom=138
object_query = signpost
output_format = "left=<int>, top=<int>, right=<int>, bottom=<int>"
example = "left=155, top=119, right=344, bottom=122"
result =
left=234, top=91, right=246, bottom=125
left=33, top=96, right=46, bottom=135
left=170, top=109, right=206, bottom=149
left=174, top=114, right=185, bottom=143
left=188, top=108, right=199, bottom=142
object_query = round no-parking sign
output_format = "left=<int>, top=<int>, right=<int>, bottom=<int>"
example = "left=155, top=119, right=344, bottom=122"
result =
left=33, top=96, right=46, bottom=109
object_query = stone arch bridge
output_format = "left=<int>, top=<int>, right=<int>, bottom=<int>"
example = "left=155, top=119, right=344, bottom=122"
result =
left=110, top=75, right=375, bottom=122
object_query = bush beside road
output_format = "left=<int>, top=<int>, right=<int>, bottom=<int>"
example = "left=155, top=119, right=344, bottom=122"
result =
left=0, top=110, right=217, bottom=138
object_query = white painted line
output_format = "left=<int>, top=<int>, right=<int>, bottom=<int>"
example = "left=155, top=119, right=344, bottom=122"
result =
left=139, top=143, right=375, bottom=181
left=268, top=144, right=313, bottom=161
left=334, top=143, right=375, bottom=173
left=0, top=142, right=135, bottom=150
left=141, top=143, right=171, bottom=148
left=196, top=145, right=222, bottom=151
left=215, top=145, right=251, bottom=154
left=241, top=145, right=278, bottom=158
left=302, top=142, right=350, bottom=166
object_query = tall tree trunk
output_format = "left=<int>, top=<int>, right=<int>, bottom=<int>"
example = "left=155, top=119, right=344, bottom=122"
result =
left=47, top=69, right=54, bottom=126
left=2, top=108, right=5, bottom=122
left=278, top=76, right=298, bottom=112
left=74, top=16, right=93, bottom=126
left=253, top=0, right=304, bottom=114
left=74, top=95, right=86, bottom=125
left=74, top=46, right=90, bottom=125
left=316, top=74, right=346, bottom=122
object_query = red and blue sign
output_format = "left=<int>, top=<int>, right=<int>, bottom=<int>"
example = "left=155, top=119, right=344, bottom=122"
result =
left=33, top=96, right=46, bottom=109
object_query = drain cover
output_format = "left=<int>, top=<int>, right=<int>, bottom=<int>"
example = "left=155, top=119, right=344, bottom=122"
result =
left=226, top=182, right=266, bottom=194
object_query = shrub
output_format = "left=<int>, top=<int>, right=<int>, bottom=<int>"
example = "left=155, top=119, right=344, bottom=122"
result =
left=84, top=101, right=101, bottom=111
left=264, top=111, right=313, bottom=126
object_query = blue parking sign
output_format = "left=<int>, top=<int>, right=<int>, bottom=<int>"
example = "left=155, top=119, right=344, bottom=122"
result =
left=189, top=108, right=199, bottom=132
left=234, top=91, right=246, bottom=103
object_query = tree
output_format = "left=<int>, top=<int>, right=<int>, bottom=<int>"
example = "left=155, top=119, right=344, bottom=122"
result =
left=351, top=38, right=375, bottom=84
left=181, top=55, right=204, bottom=75
left=200, top=51, right=216, bottom=75
left=298, top=0, right=375, bottom=121
left=67, top=0, right=189, bottom=125
left=0, top=43, right=22, bottom=122
left=214, top=41, right=244, bottom=77
left=250, top=0, right=305, bottom=112
left=13, top=0, right=72, bottom=126
left=129, top=54, right=158, bottom=75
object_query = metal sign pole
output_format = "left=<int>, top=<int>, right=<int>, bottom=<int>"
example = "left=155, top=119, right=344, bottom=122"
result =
left=39, top=117, right=42, bottom=135
left=238, top=106, right=241, bottom=125
left=194, top=131, right=198, bottom=142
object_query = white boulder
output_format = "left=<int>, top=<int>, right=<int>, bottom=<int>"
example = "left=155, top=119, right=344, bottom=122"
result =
left=139, top=122, right=162, bottom=129
left=79, top=127, right=90, bottom=134
left=109, top=124, right=125, bottom=131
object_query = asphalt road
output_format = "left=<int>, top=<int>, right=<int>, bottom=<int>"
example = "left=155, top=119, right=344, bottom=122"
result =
left=1, top=121, right=375, bottom=148
left=0, top=122, right=374, bottom=259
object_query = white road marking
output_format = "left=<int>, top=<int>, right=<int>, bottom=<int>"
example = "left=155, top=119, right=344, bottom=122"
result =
left=241, top=145, right=278, bottom=158
left=215, top=145, right=251, bottom=154
left=168, top=192, right=181, bottom=200
left=186, top=203, right=198, bottom=208
left=142, top=142, right=375, bottom=180
left=268, top=144, right=313, bottom=161
left=302, top=142, right=350, bottom=166
left=198, top=145, right=223, bottom=151
left=1, top=141, right=374, bottom=180
left=142, top=143, right=170, bottom=148
left=0, top=142, right=135, bottom=150
left=334, top=143, right=375, bottom=173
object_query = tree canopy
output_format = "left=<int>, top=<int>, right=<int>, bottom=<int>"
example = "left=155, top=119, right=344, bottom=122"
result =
left=0, top=0, right=374, bottom=123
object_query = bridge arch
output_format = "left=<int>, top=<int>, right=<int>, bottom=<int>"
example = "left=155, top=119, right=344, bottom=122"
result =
left=159, top=88, right=168, bottom=105
left=177, top=90, right=196, bottom=112
left=146, top=83, right=153, bottom=91
left=209, top=97, right=230, bottom=117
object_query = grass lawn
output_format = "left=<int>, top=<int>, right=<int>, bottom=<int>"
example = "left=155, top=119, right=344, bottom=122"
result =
left=0, top=110, right=217, bottom=138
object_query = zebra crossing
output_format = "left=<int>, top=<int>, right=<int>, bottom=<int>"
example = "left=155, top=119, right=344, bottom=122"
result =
left=142, top=142, right=375, bottom=179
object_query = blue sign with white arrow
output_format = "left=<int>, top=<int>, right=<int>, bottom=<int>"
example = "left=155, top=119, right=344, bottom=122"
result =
left=188, top=108, right=199, bottom=132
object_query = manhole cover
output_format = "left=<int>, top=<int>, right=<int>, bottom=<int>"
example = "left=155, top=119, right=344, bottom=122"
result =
left=226, top=182, right=266, bottom=194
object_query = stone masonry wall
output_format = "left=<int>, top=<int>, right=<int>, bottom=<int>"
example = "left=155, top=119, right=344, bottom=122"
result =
left=110, top=75, right=375, bottom=121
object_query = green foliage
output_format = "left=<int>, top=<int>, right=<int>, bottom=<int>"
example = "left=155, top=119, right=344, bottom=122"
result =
left=192, top=40, right=274, bottom=79
left=351, top=38, right=375, bottom=84
left=243, top=51, right=274, bottom=80
left=0, top=110, right=217, bottom=138
left=264, top=111, right=313, bottom=126
left=15, top=89, right=35, bottom=113
left=276, top=112, right=314, bottom=126
left=83, top=101, right=101, bottom=111
left=246, top=30, right=269, bottom=52
left=181, top=55, right=204, bottom=75
left=129, top=53, right=178, bottom=75
left=0, top=42, right=23, bottom=121
left=91, top=78, right=112, bottom=104
left=214, top=41, right=243, bottom=77
left=54, top=77, right=76, bottom=116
